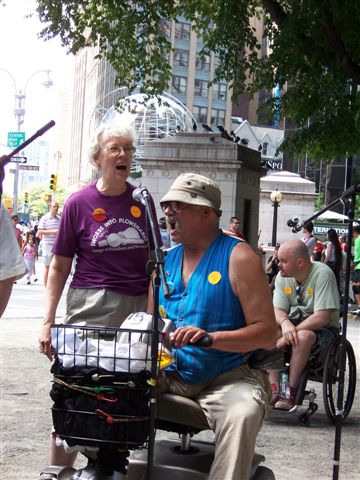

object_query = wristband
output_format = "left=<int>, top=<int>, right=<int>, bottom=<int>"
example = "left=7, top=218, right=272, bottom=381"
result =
left=280, top=318, right=288, bottom=326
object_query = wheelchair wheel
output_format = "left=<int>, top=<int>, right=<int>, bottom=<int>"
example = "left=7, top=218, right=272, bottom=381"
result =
left=322, top=337, right=356, bottom=424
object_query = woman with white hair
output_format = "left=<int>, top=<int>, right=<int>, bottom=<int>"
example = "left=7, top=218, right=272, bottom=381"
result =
left=38, top=123, right=160, bottom=477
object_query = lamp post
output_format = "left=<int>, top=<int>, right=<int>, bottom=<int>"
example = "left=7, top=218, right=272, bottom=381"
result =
left=0, top=68, right=53, bottom=214
left=270, top=189, right=283, bottom=246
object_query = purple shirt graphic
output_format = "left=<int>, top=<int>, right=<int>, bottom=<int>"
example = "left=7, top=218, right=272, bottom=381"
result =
left=53, top=181, right=160, bottom=296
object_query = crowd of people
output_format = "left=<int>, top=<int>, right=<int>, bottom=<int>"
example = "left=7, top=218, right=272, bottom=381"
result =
left=1, top=124, right=359, bottom=480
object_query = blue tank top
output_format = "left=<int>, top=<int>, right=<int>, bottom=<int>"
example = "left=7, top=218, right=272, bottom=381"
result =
left=159, top=232, right=247, bottom=384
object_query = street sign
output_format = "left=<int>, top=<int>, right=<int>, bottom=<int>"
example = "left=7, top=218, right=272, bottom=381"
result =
left=19, top=165, right=39, bottom=171
left=7, top=131, right=25, bottom=148
left=10, top=155, right=27, bottom=164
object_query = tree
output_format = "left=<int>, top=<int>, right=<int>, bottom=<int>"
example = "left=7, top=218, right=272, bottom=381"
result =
left=34, top=0, right=360, bottom=162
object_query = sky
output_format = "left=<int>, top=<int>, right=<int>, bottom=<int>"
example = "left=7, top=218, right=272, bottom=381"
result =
left=0, top=0, right=73, bottom=134
left=0, top=0, right=74, bottom=191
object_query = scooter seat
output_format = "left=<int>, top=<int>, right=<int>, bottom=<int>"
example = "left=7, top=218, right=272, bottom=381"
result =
left=156, top=393, right=210, bottom=432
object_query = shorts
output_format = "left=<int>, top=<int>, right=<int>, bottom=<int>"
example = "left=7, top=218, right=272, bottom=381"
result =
left=42, top=243, right=55, bottom=267
left=64, top=287, right=148, bottom=328
left=312, top=327, right=339, bottom=364
left=351, top=269, right=360, bottom=283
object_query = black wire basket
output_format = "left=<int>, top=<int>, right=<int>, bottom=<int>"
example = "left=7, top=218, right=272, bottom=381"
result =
left=50, top=324, right=163, bottom=450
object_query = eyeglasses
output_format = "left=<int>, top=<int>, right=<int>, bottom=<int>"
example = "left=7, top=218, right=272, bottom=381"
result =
left=103, top=145, right=136, bottom=156
left=160, top=201, right=190, bottom=213
left=295, top=285, right=302, bottom=305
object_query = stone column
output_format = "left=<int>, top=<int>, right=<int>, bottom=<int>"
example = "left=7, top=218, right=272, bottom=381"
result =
left=138, top=131, right=263, bottom=249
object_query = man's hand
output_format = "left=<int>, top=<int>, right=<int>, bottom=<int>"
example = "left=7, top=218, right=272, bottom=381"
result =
left=170, top=326, right=211, bottom=348
left=280, top=318, right=299, bottom=347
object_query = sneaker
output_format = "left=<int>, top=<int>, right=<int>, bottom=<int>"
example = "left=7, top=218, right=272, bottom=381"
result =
left=275, top=396, right=296, bottom=411
left=33, top=277, right=38, bottom=282
left=350, top=308, right=360, bottom=315
left=27, top=280, right=31, bottom=285
left=270, top=391, right=280, bottom=407
left=269, top=383, right=280, bottom=407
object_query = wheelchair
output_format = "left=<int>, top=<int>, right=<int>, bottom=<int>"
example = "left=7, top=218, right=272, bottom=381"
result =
left=278, top=334, right=357, bottom=426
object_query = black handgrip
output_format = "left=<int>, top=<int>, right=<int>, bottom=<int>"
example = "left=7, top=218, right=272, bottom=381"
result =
left=191, top=335, right=213, bottom=348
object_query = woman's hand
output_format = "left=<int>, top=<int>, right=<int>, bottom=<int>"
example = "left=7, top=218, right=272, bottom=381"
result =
left=39, top=323, right=54, bottom=361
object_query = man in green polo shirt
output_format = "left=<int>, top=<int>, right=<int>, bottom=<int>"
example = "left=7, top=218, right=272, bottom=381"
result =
left=269, top=239, right=340, bottom=410
left=351, top=226, right=360, bottom=315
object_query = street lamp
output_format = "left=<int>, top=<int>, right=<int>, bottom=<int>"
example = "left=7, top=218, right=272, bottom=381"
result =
left=270, top=189, right=283, bottom=247
left=0, top=68, right=53, bottom=214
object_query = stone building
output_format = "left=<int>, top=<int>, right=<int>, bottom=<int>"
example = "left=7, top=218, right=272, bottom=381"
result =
left=140, top=131, right=264, bottom=248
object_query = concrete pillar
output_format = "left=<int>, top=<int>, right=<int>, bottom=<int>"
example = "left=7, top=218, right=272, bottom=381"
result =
left=139, top=131, right=264, bottom=249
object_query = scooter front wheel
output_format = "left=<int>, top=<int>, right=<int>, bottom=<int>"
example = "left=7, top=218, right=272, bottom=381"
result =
left=252, top=465, right=276, bottom=480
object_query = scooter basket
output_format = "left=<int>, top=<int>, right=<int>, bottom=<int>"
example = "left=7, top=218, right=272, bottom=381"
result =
left=50, top=324, right=161, bottom=449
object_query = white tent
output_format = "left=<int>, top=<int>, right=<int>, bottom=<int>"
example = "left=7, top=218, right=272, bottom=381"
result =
left=316, top=210, right=348, bottom=221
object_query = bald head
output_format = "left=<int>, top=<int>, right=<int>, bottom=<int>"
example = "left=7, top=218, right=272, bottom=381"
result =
left=279, top=239, right=310, bottom=262
left=277, top=239, right=312, bottom=281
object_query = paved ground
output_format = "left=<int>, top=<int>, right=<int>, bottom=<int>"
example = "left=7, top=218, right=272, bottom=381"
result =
left=1, top=260, right=359, bottom=479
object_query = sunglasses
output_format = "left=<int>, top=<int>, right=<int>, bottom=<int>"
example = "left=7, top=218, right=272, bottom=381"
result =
left=295, top=285, right=302, bottom=305
left=160, top=201, right=190, bottom=213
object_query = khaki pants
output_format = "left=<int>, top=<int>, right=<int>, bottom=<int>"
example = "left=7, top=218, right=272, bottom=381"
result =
left=160, top=364, right=271, bottom=480
left=64, top=287, right=148, bottom=327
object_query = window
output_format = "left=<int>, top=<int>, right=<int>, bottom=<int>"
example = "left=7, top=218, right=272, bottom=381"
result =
left=212, top=83, right=227, bottom=101
left=195, top=54, right=210, bottom=71
left=175, top=22, right=191, bottom=40
left=194, top=79, right=208, bottom=98
left=193, top=106, right=208, bottom=124
left=211, top=108, right=226, bottom=126
left=262, top=142, right=268, bottom=156
left=173, top=49, right=189, bottom=68
left=172, top=75, right=187, bottom=94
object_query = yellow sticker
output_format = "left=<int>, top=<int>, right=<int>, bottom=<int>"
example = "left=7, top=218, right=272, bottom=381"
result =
left=131, top=205, right=141, bottom=218
left=208, top=271, right=221, bottom=285
left=159, top=305, right=167, bottom=318
left=284, top=287, right=293, bottom=295
left=307, top=287, right=313, bottom=296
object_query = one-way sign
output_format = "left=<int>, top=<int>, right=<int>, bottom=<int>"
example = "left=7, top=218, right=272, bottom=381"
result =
left=10, top=156, right=27, bottom=164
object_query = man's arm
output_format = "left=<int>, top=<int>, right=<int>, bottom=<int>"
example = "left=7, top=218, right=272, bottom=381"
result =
left=274, top=306, right=333, bottom=349
left=172, top=242, right=277, bottom=352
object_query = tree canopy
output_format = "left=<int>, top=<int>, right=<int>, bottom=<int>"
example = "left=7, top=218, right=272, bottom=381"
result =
left=34, top=0, right=360, bottom=162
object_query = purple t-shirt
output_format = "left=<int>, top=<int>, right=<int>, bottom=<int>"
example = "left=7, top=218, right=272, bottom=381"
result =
left=53, top=181, right=160, bottom=296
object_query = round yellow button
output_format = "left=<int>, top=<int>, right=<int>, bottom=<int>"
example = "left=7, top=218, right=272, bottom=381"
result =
left=208, top=271, right=221, bottom=285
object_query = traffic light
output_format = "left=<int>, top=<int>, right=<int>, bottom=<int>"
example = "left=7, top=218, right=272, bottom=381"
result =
left=49, top=173, right=57, bottom=191
left=44, top=193, right=51, bottom=203
left=24, top=192, right=29, bottom=207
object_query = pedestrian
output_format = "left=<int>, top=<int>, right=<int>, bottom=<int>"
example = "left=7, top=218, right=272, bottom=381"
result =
left=11, top=214, right=23, bottom=249
left=223, top=215, right=246, bottom=240
left=22, top=230, right=38, bottom=284
left=350, top=226, right=360, bottom=316
left=0, top=202, right=26, bottom=317
left=153, top=172, right=277, bottom=479
left=323, top=228, right=342, bottom=292
left=158, top=216, right=171, bottom=249
left=301, top=222, right=316, bottom=257
left=311, top=239, right=325, bottom=262
left=38, top=202, right=60, bottom=286
left=265, top=244, right=280, bottom=290
left=38, top=122, right=160, bottom=477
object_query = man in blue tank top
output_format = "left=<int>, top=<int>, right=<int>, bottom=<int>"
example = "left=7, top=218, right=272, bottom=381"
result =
left=150, top=173, right=277, bottom=480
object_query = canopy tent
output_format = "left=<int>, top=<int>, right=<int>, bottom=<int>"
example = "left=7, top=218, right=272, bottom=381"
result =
left=316, top=210, right=348, bottom=221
